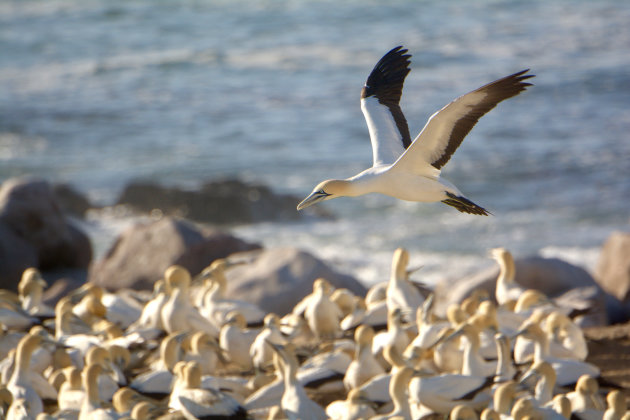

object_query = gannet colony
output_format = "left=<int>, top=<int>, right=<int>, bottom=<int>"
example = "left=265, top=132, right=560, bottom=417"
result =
left=0, top=247, right=625, bottom=419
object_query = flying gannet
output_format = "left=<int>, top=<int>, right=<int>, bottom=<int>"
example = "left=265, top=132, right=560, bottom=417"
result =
left=297, top=46, right=533, bottom=215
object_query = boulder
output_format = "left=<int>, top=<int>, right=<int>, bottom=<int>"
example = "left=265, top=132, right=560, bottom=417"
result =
left=89, top=216, right=260, bottom=291
left=42, top=268, right=89, bottom=305
left=0, top=177, right=92, bottom=290
left=595, top=231, right=630, bottom=302
left=52, top=183, right=92, bottom=218
left=222, top=247, right=367, bottom=316
left=116, top=178, right=331, bottom=225
left=437, top=255, right=608, bottom=325
left=0, top=223, right=38, bottom=290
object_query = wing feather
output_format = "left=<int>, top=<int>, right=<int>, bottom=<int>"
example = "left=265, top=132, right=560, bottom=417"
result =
left=361, top=46, right=412, bottom=166
left=395, top=69, right=534, bottom=174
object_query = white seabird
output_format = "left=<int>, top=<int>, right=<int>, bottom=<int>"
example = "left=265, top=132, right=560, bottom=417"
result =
left=269, top=342, right=328, bottom=420
left=297, top=46, right=533, bottom=215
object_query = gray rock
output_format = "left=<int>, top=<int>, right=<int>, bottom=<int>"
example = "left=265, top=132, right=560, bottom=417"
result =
left=595, top=231, right=630, bottom=302
left=222, top=247, right=367, bottom=316
left=116, top=178, right=331, bottom=225
left=42, top=268, right=89, bottom=306
left=0, top=223, right=38, bottom=291
left=437, top=255, right=608, bottom=325
left=53, top=183, right=92, bottom=218
left=0, top=177, right=92, bottom=290
left=89, top=216, right=260, bottom=291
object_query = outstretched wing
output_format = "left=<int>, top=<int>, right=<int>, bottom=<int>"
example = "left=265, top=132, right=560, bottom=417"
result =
left=360, top=46, right=412, bottom=167
left=395, top=69, right=534, bottom=175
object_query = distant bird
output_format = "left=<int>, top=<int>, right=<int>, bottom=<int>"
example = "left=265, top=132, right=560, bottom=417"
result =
left=386, top=248, right=424, bottom=317
left=325, top=388, right=376, bottom=420
left=198, top=258, right=265, bottom=328
left=220, top=311, right=258, bottom=371
left=490, top=247, right=527, bottom=305
left=160, top=265, right=219, bottom=337
left=250, top=314, right=287, bottom=372
left=519, top=361, right=556, bottom=406
left=6, top=334, right=46, bottom=417
left=128, top=279, right=170, bottom=332
left=171, top=361, right=247, bottom=420
left=269, top=342, right=328, bottom=420
left=344, top=325, right=385, bottom=390
left=565, top=374, right=605, bottom=413
left=18, top=268, right=54, bottom=318
left=57, top=367, right=84, bottom=411
left=303, top=278, right=343, bottom=340
left=370, top=366, right=415, bottom=420
left=603, top=390, right=626, bottom=420
left=514, top=321, right=600, bottom=386
left=297, top=46, right=533, bottom=215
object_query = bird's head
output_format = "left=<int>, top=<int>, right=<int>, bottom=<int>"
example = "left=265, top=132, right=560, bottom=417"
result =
left=296, top=179, right=348, bottom=210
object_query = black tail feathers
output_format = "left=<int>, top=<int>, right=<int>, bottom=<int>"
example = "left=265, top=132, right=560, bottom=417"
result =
left=442, top=192, right=491, bottom=216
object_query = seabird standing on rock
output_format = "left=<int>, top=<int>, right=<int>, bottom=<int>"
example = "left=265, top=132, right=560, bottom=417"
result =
left=297, top=46, right=533, bottom=215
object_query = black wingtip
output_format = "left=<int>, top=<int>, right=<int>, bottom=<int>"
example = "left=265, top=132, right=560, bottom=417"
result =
left=362, top=46, right=412, bottom=102
left=511, top=69, right=536, bottom=85
left=442, top=192, right=491, bottom=216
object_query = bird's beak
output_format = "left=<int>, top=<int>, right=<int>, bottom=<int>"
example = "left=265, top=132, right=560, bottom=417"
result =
left=510, top=327, right=526, bottom=341
left=429, top=328, right=459, bottom=349
left=518, top=368, right=538, bottom=386
left=265, top=339, right=284, bottom=355
left=296, top=190, right=330, bottom=210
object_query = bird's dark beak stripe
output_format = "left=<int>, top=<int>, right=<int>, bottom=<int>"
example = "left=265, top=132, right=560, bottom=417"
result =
left=297, top=190, right=330, bottom=211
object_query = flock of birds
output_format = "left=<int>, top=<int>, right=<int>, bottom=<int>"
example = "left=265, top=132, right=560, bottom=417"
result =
left=0, top=247, right=627, bottom=420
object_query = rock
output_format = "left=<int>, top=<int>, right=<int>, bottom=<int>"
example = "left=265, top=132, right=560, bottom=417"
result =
left=222, top=247, right=367, bottom=316
left=595, top=231, right=630, bottom=302
left=42, top=268, right=89, bottom=306
left=0, top=177, right=92, bottom=290
left=116, top=178, right=331, bottom=225
left=437, top=255, right=608, bottom=325
left=52, top=183, right=92, bottom=218
left=0, top=223, right=38, bottom=291
left=89, top=216, right=260, bottom=291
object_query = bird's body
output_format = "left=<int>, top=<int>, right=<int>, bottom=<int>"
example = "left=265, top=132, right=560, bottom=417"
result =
left=220, top=311, right=259, bottom=371
left=269, top=343, right=328, bottom=420
left=172, top=361, right=247, bottom=420
left=298, top=46, right=533, bottom=215
left=344, top=325, right=385, bottom=390
left=7, top=334, right=46, bottom=417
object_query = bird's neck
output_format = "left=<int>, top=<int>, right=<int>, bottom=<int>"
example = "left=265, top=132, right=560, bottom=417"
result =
left=84, top=369, right=101, bottom=406
left=346, top=169, right=386, bottom=197
left=461, top=334, right=483, bottom=376
left=495, top=339, right=509, bottom=379
left=282, top=360, right=298, bottom=389
left=532, top=334, right=550, bottom=362
left=535, top=375, right=553, bottom=405
left=12, top=342, right=34, bottom=384
left=390, top=371, right=411, bottom=418
left=497, top=254, right=515, bottom=285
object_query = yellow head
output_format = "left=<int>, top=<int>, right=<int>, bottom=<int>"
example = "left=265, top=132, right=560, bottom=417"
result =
left=297, top=179, right=350, bottom=210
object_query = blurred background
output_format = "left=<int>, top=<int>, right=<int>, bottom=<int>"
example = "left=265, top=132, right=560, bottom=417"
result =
left=1, top=0, right=629, bottom=286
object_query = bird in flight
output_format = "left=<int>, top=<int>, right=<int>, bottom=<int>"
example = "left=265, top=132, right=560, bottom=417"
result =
left=297, top=46, right=533, bottom=215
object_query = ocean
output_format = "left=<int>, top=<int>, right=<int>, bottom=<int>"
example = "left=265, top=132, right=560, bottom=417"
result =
left=1, top=0, right=629, bottom=286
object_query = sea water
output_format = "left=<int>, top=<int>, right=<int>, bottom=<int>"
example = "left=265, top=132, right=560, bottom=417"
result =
left=1, top=0, right=629, bottom=286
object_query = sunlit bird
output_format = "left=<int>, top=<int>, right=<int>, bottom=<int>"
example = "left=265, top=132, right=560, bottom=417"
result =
left=297, top=46, right=533, bottom=215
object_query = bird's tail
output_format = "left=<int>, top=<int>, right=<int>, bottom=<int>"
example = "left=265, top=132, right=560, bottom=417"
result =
left=442, top=192, right=491, bottom=216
